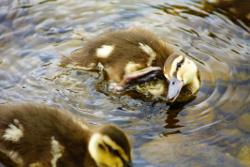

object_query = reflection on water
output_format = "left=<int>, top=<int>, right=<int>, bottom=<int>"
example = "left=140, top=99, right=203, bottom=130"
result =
left=1, top=0, right=250, bottom=166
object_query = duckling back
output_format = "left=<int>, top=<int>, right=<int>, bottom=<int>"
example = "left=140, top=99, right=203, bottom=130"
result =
left=61, top=27, right=174, bottom=83
left=0, top=104, right=96, bottom=167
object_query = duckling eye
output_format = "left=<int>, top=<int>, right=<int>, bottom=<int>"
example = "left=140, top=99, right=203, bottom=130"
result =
left=104, top=142, right=120, bottom=156
left=112, top=149, right=120, bottom=156
left=98, top=144, right=105, bottom=151
left=177, top=63, right=181, bottom=68
left=109, top=147, right=120, bottom=156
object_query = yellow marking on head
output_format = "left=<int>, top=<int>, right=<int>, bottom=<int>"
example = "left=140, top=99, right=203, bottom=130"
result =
left=165, top=55, right=183, bottom=79
left=124, top=61, right=142, bottom=74
left=102, top=135, right=129, bottom=162
left=96, top=45, right=115, bottom=58
left=164, top=55, right=198, bottom=85
left=139, top=43, right=156, bottom=67
left=191, top=74, right=200, bottom=93
left=88, top=133, right=129, bottom=167
left=177, top=57, right=197, bottom=85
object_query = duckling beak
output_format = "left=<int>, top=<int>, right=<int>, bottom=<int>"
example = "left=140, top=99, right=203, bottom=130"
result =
left=167, top=75, right=184, bottom=102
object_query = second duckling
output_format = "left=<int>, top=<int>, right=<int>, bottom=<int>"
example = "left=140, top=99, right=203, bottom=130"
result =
left=61, top=27, right=200, bottom=102
left=0, top=103, right=133, bottom=167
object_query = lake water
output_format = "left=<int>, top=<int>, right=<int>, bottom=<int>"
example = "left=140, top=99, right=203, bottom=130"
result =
left=0, top=0, right=250, bottom=166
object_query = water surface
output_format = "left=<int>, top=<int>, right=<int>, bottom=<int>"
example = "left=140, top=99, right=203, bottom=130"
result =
left=0, top=0, right=250, bottom=166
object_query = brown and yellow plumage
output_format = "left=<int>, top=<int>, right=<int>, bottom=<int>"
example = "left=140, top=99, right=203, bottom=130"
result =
left=62, top=27, right=200, bottom=102
left=0, top=104, right=133, bottom=167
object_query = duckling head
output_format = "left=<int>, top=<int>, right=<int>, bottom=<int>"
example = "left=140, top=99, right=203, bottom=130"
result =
left=164, top=53, right=198, bottom=102
left=88, top=124, right=133, bottom=167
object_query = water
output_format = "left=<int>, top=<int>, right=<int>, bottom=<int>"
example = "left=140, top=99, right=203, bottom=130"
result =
left=0, top=0, right=250, bottom=166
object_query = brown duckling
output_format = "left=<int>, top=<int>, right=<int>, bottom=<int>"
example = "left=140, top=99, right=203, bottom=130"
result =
left=0, top=103, right=133, bottom=167
left=205, top=0, right=250, bottom=20
left=61, top=27, right=200, bottom=102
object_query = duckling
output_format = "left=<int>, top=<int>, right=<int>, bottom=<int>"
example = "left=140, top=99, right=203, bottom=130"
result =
left=0, top=103, right=133, bottom=167
left=204, top=0, right=250, bottom=20
left=61, top=27, right=200, bottom=102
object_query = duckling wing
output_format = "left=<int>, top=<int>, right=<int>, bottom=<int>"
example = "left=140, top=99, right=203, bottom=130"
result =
left=112, top=67, right=162, bottom=92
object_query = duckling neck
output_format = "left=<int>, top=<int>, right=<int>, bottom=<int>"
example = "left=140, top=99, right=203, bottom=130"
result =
left=189, top=74, right=200, bottom=94
left=176, top=74, right=200, bottom=102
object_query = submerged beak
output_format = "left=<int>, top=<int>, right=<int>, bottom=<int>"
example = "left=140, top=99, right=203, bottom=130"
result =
left=167, top=75, right=184, bottom=102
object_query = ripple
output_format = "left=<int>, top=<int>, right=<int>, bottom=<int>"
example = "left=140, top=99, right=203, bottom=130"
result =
left=0, top=0, right=250, bottom=166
